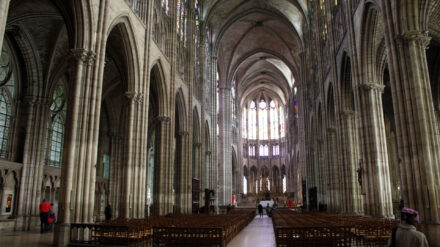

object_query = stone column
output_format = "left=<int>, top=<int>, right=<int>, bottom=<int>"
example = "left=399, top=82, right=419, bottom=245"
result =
left=0, top=0, right=10, bottom=51
left=339, top=110, right=362, bottom=213
left=15, top=96, right=50, bottom=231
left=359, top=83, right=393, bottom=217
left=174, top=130, right=190, bottom=214
left=54, top=49, right=99, bottom=246
left=122, top=91, right=137, bottom=218
left=326, top=127, right=339, bottom=212
left=219, top=87, right=232, bottom=206
left=392, top=31, right=440, bottom=245
left=153, top=116, right=173, bottom=215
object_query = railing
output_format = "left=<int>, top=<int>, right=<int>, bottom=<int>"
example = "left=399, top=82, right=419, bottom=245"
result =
left=126, top=0, right=148, bottom=24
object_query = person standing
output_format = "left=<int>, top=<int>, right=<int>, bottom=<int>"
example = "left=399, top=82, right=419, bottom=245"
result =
left=105, top=201, right=112, bottom=220
left=39, top=199, right=51, bottom=233
left=388, top=207, right=429, bottom=247
left=258, top=204, right=263, bottom=217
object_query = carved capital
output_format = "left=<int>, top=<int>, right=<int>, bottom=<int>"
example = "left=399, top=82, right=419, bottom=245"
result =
left=23, top=96, right=50, bottom=106
left=136, top=93, right=144, bottom=103
left=178, top=131, right=189, bottom=137
left=70, top=49, right=88, bottom=63
left=396, top=31, right=431, bottom=50
left=156, top=116, right=171, bottom=123
left=87, top=51, right=96, bottom=65
left=341, top=110, right=355, bottom=117
left=360, top=83, right=385, bottom=93
left=326, top=127, right=336, bottom=133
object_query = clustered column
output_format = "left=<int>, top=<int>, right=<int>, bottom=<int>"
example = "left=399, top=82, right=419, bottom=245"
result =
left=359, top=83, right=393, bottom=217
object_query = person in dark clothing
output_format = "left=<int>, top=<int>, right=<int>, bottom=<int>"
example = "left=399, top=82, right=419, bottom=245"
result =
left=258, top=204, right=263, bottom=217
left=39, top=199, right=51, bottom=233
left=105, top=201, right=112, bottom=220
left=266, top=203, right=271, bottom=217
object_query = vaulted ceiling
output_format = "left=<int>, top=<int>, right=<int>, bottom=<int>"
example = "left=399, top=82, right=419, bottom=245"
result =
left=203, top=0, right=307, bottom=107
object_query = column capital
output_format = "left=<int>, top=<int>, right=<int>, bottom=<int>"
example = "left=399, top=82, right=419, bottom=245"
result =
left=178, top=131, right=189, bottom=137
left=360, top=83, right=385, bottom=93
left=87, top=51, right=96, bottom=65
left=70, top=48, right=89, bottom=62
left=326, top=127, right=336, bottom=133
left=341, top=110, right=355, bottom=117
left=194, top=142, right=202, bottom=147
left=396, top=31, right=431, bottom=49
left=22, top=96, right=50, bottom=106
left=156, top=116, right=171, bottom=123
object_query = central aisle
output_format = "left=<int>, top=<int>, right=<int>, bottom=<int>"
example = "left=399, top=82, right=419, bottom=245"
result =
left=227, top=215, right=276, bottom=247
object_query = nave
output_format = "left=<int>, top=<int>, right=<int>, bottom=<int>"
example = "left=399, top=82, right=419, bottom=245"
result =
left=0, top=0, right=439, bottom=246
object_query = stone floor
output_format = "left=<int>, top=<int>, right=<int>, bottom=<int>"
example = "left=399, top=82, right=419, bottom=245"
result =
left=0, top=215, right=275, bottom=247
left=0, top=230, right=53, bottom=247
left=227, top=215, right=275, bottom=247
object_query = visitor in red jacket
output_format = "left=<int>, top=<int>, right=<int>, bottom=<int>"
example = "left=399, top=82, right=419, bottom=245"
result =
left=39, top=199, right=51, bottom=233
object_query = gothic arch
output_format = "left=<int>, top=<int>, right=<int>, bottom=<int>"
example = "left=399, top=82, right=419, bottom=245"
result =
left=150, top=62, right=168, bottom=117
left=175, top=88, right=188, bottom=133
left=340, top=53, right=355, bottom=111
left=105, top=16, right=140, bottom=92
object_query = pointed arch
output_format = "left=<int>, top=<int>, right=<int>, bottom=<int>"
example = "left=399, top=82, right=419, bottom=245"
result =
left=340, top=53, right=355, bottom=111
left=105, top=15, right=140, bottom=92
left=175, top=88, right=188, bottom=132
left=150, top=61, right=168, bottom=117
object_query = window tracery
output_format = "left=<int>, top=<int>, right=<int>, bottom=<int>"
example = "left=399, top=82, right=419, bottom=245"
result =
left=0, top=42, right=16, bottom=159
left=46, top=81, right=66, bottom=167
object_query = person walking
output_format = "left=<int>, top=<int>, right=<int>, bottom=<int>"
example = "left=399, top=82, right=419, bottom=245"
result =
left=48, top=203, right=56, bottom=232
left=105, top=201, right=112, bottom=220
left=258, top=204, right=263, bottom=217
left=39, top=199, right=51, bottom=233
left=266, top=203, right=271, bottom=217
left=388, top=207, right=429, bottom=247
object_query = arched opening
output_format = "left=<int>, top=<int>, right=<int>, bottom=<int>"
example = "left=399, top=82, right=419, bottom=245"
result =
left=100, top=22, right=135, bottom=218
left=192, top=107, right=201, bottom=213
left=145, top=65, right=163, bottom=216
left=174, top=90, right=187, bottom=213
left=231, top=147, right=238, bottom=202
left=381, top=65, right=400, bottom=215
left=250, top=166, right=258, bottom=194
left=427, top=40, right=440, bottom=132
left=272, top=166, right=280, bottom=194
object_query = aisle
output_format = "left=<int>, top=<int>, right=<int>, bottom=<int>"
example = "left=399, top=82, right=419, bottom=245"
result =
left=227, top=215, right=276, bottom=247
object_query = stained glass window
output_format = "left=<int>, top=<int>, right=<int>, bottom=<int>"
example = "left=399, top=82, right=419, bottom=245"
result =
left=280, top=106, right=285, bottom=138
left=273, top=145, right=279, bottom=156
left=270, top=100, right=279, bottom=139
left=47, top=81, right=66, bottom=167
left=248, top=101, right=257, bottom=139
left=258, top=99, right=268, bottom=140
left=103, top=154, right=110, bottom=179
left=243, top=176, right=247, bottom=194
left=259, top=144, right=269, bottom=157
left=161, top=0, right=169, bottom=15
left=0, top=42, right=15, bottom=159
left=283, top=175, right=287, bottom=193
left=248, top=145, right=255, bottom=157
left=242, top=108, right=247, bottom=138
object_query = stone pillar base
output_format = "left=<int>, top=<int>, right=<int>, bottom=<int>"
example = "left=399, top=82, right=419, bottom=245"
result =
left=419, top=223, right=440, bottom=247
left=14, top=215, right=40, bottom=231
left=54, top=223, right=70, bottom=247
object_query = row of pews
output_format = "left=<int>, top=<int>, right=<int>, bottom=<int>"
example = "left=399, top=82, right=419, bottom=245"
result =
left=69, top=209, right=255, bottom=247
left=272, top=210, right=398, bottom=247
